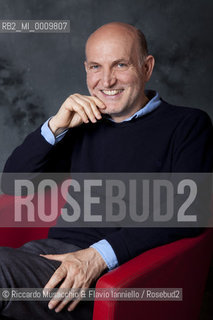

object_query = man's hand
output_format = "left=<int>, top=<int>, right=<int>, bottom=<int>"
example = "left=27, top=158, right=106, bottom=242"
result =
left=49, top=94, right=106, bottom=136
left=41, top=247, right=107, bottom=313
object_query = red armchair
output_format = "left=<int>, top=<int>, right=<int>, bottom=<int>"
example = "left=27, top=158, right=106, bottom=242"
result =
left=0, top=193, right=212, bottom=320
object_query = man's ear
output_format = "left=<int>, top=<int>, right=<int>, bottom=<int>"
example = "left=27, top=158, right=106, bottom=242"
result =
left=84, top=61, right=88, bottom=72
left=143, top=55, right=155, bottom=82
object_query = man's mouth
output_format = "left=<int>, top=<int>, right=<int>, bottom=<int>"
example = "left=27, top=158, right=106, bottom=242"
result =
left=101, top=89, right=124, bottom=96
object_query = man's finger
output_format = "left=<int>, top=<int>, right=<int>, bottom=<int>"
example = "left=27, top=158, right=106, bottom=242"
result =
left=67, top=285, right=88, bottom=312
left=83, top=97, right=102, bottom=119
left=67, top=287, right=88, bottom=312
left=67, top=296, right=81, bottom=312
left=40, top=254, right=65, bottom=262
left=67, top=97, right=89, bottom=123
left=90, top=96, right=106, bottom=109
left=43, top=266, right=67, bottom=290
left=72, top=95, right=97, bottom=123
left=49, top=277, right=75, bottom=312
left=54, top=291, right=73, bottom=313
left=75, top=93, right=106, bottom=111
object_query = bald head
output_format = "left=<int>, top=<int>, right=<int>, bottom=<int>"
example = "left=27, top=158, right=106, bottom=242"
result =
left=85, top=22, right=148, bottom=65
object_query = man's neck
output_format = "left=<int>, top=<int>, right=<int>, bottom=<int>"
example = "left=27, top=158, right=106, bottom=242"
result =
left=110, top=95, right=150, bottom=123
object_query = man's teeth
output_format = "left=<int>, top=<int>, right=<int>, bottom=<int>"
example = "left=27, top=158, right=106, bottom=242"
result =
left=102, top=90, right=123, bottom=96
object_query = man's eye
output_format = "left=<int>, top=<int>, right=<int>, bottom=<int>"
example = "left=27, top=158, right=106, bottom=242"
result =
left=118, top=63, right=126, bottom=67
left=117, top=63, right=127, bottom=68
left=90, top=65, right=99, bottom=70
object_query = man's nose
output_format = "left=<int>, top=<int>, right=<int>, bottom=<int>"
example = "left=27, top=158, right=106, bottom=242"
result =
left=102, top=69, right=116, bottom=88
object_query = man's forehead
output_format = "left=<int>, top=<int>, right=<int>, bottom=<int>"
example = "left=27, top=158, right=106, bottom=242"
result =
left=85, top=29, right=137, bottom=62
left=86, top=24, right=136, bottom=46
left=87, top=22, right=138, bottom=40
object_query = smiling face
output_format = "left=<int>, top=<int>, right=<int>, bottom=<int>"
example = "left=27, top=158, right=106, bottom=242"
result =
left=85, top=23, right=154, bottom=122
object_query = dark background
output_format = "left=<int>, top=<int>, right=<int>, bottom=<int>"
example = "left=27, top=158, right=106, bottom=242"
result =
left=0, top=0, right=212, bottom=318
left=0, top=0, right=213, bottom=170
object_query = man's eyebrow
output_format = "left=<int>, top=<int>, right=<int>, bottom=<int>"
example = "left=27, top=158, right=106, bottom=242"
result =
left=113, top=59, right=130, bottom=64
left=86, top=61, right=100, bottom=65
left=86, top=59, right=130, bottom=65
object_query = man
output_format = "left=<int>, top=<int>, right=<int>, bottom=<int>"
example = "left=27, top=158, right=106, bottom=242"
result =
left=1, top=22, right=213, bottom=320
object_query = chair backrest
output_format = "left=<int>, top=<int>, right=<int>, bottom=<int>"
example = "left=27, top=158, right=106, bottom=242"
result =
left=0, top=190, right=66, bottom=247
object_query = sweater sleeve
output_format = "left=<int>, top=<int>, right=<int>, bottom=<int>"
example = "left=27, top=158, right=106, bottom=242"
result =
left=1, top=125, right=73, bottom=194
left=3, top=126, right=72, bottom=174
left=172, top=109, right=213, bottom=172
left=104, top=227, right=203, bottom=265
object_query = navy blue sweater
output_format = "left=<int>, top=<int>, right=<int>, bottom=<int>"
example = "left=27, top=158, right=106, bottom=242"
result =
left=3, top=99, right=213, bottom=265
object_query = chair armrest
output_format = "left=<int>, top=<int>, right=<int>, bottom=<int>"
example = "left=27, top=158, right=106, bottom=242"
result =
left=93, top=229, right=213, bottom=320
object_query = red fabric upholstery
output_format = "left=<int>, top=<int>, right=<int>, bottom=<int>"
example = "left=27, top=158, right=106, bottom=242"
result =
left=0, top=194, right=212, bottom=320
left=0, top=193, right=63, bottom=247
left=93, top=229, right=213, bottom=320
